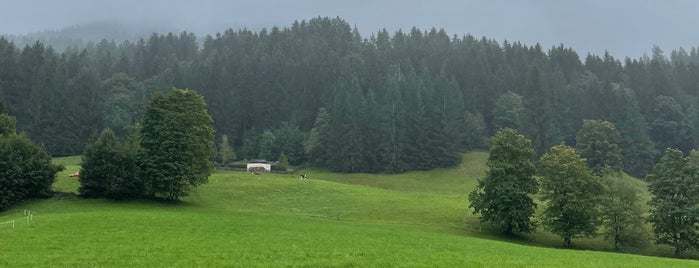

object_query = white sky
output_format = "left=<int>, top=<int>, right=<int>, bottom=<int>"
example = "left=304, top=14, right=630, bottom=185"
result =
left=2, top=0, right=699, bottom=59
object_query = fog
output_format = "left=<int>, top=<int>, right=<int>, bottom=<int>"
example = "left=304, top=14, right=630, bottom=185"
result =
left=2, top=0, right=699, bottom=59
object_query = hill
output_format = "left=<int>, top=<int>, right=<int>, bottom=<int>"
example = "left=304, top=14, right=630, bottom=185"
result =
left=0, top=152, right=697, bottom=267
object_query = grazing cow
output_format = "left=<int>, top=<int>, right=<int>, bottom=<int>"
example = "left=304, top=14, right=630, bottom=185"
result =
left=300, top=174, right=308, bottom=180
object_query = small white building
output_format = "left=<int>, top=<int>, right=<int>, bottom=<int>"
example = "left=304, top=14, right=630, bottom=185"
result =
left=246, top=162, right=271, bottom=172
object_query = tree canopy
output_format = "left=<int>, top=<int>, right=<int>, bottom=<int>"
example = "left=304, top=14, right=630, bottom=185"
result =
left=2, top=17, right=699, bottom=176
left=646, top=148, right=699, bottom=257
left=139, top=88, right=215, bottom=201
left=575, top=120, right=622, bottom=175
left=540, top=144, right=602, bottom=247
left=469, top=128, right=538, bottom=236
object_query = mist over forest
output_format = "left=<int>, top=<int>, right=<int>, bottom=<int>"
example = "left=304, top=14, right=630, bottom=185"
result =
left=1, top=15, right=699, bottom=177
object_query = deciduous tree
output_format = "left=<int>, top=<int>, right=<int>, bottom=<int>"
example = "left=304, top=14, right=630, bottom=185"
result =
left=139, top=88, right=215, bottom=201
left=646, top=148, right=699, bottom=257
left=575, top=120, right=622, bottom=175
left=540, top=144, right=602, bottom=247
left=469, top=128, right=538, bottom=236
left=599, top=172, right=647, bottom=250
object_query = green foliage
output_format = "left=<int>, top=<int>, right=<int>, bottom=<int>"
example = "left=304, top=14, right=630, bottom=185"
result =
left=304, top=108, right=330, bottom=166
left=139, top=88, right=215, bottom=201
left=100, top=73, right=144, bottom=138
left=607, top=84, right=657, bottom=178
left=575, top=120, right=622, bottom=175
left=469, top=128, right=538, bottom=235
left=650, top=96, right=691, bottom=153
left=0, top=113, right=16, bottom=136
left=522, top=67, right=558, bottom=156
left=540, top=144, right=602, bottom=247
left=277, top=152, right=290, bottom=171
left=273, top=122, right=306, bottom=165
left=599, top=172, right=648, bottom=250
left=463, top=111, right=488, bottom=150
left=492, top=91, right=523, bottom=131
left=2, top=18, right=699, bottom=179
left=79, top=128, right=141, bottom=199
left=216, top=134, right=236, bottom=167
left=646, top=148, right=699, bottom=257
left=0, top=132, right=62, bottom=211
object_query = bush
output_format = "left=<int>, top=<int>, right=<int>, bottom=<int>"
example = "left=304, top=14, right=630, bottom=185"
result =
left=0, top=133, right=63, bottom=211
left=79, top=128, right=141, bottom=199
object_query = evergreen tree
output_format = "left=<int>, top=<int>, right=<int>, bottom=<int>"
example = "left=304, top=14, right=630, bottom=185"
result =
left=304, top=108, right=330, bottom=166
left=609, top=84, right=656, bottom=177
left=650, top=96, right=690, bottom=153
left=522, top=67, right=555, bottom=156
left=139, top=88, right=215, bottom=200
left=463, top=111, right=488, bottom=150
left=469, top=128, right=538, bottom=235
left=492, top=91, right=523, bottom=131
left=540, top=144, right=602, bottom=247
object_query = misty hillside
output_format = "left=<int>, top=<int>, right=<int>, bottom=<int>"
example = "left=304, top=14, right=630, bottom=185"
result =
left=1, top=21, right=179, bottom=51
left=1, top=17, right=699, bottom=177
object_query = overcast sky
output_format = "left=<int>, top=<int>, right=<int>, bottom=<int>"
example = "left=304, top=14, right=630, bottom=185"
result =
left=1, top=0, right=698, bottom=59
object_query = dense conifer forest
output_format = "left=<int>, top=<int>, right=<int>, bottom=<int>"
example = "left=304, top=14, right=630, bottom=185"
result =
left=1, top=17, right=698, bottom=176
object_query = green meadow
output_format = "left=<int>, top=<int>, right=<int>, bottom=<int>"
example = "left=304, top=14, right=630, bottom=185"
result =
left=1, top=152, right=697, bottom=267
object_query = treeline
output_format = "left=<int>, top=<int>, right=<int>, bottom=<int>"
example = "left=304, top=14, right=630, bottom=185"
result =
left=3, top=17, right=699, bottom=175
left=471, top=127, right=699, bottom=257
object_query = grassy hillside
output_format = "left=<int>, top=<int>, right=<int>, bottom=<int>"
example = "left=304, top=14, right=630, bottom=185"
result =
left=0, top=152, right=697, bottom=267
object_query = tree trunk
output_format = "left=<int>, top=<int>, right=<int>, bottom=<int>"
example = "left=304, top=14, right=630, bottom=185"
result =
left=564, top=236, right=571, bottom=248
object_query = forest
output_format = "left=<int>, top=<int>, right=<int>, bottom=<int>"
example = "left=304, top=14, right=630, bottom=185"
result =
left=1, top=17, right=698, bottom=176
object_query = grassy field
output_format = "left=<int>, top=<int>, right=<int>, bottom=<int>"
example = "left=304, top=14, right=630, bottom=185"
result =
left=0, top=152, right=697, bottom=267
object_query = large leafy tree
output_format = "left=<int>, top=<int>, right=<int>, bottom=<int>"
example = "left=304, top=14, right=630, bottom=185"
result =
left=575, top=120, right=622, bottom=175
left=0, top=111, right=62, bottom=211
left=469, top=128, right=538, bottom=236
left=79, top=128, right=141, bottom=199
left=599, top=172, right=647, bottom=250
left=540, top=144, right=602, bottom=247
left=139, top=88, right=215, bottom=201
left=646, top=148, right=699, bottom=257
